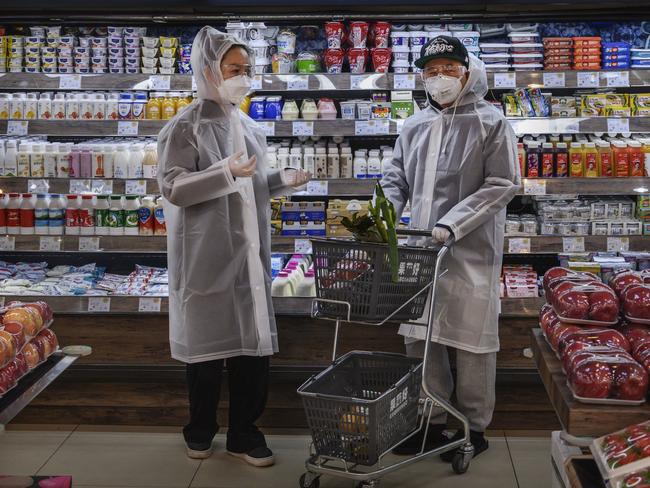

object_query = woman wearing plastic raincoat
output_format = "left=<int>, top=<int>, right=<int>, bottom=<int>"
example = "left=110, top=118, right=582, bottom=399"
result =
left=380, top=36, right=520, bottom=459
left=157, top=26, right=310, bottom=466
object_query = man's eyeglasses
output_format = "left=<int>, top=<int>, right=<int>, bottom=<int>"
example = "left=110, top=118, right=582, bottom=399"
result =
left=221, top=63, right=253, bottom=78
left=422, top=64, right=466, bottom=78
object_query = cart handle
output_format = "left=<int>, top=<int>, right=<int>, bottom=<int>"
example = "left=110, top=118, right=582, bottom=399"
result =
left=396, top=228, right=455, bottom=248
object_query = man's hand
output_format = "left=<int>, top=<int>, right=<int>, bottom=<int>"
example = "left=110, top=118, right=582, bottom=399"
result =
left=228, top=152, right=257, bottom=178
left=432, top=226, right=451, bottom=243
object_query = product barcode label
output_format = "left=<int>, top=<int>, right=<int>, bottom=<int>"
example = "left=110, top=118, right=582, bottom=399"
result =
left=393, top=74, right=416, bottom=90
left=0, top=236, right=16, bottom=251
left=563, top=237, right=585, bottom=253
left=294, top=238, right=313, bottom=254
left=292, top=121, right=314, bottom=137
left=256, top=121, right=275, bottom=137
left=607, top=237, right=630, bottom=252
left=91, top=179, right=114, bottom=195
left=286, top=75, right=309, bottom=91
left=39, top=236, right=62, bottom=251
left=523, top=179, right=546, bottom=195
left=125, top=180, right=147, bottom=196
left=150, top=75, right=171, bottom=90
left=139, top=297, right=162, bottom=312
left=79, top=237, right=100, bottom=251
left=306, top=180, right=328, bottom=196
left=59, top=74, right=82, bottom=90
left=508, top=238, right=531, bottom=254
left=251, top=75, right=263, bottom=90
left=69, top=179, right=91, bottom=194
left=117, top=121, right=138, bottom=136
left=350, top=75, right=366, bottom=90
left=577, top=72, right=599, bottom=88
left=607, top=118, right=630, bottom=135
left=493, top=72, right=516, bottom=89
left=28, top=179, right=50, bottom=194
left=395, top=119, right=406, bottom=134
left=7, top=120, right=28, bottom=136
left=88, top=296, right=111, bottom=312
left=603, top=71, right=630, bottom=88
left=543, top=72, right=565, bottom=88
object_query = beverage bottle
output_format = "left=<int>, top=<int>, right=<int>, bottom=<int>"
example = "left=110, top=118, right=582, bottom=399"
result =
left=597, top=141, right=613, bottom=177
left=161, top=94, right=176, bottom=120
left=267, top=147, right=278, bottom=170
left=34, top=194, right=50, bottom=235
left=353, top=150, right=367, bottom=179
left=302, top=147, right=315, bottom=174
left=128, top=143, right=144, bottom=179
left=108, top=195, right=125, bottom=236
left=0, top=94, right=10, bottom=119
left=113, top=144, right=129, bottom=179
left=118, top=92, right=133, bottom=120
left=643, top=142, right=650, bottom=177
left=327, top=147, right=341, bottom=178
left=102, top=144, right=115, bottom=179
left=584, top=142, right=599, bottom=178
left=69, top=144, right=81, bottom=178
left=540, top=143, right=555, bottom=178
left=381, top=149, right=393, bottom=177
left=106, top=93, right=119, bottom=120
left=37, top=92, right=52, bottom=120
left=93, top=93, right=106, bottom=120
left=569, top=142, right=584, bottom=177
left=289, top=147, right=302, bottom=170
left=80, top=93, right=93, bottom=120
left=142, top=143, right=157, bottom=179
left=519, top=142, right=530, bottom=177
left=19, top=193, right=35, bottom=235
left=613, top=141, right=629, bottom=177
left=554, top=143, right=568, bottom=178
left=79, top=145, right=92, bottom=178
left=95, top=195, right=110, bottom=235
left=340, top=147, right=353, bottom=178
left=65, top=93, right=79, bottom=120
left=30, top=143, right=45, bottom=177
left=154, top=198, right=166, bottom=235
left=277, top=147, right=289, bottom=169
left=43, top=143, right=58, bottom=177
left=526, top=142, right=541, bottom=178
left=56, top=143, right=72, bottom=178
left=315, top=147, right=327, bottom=179
left=4, top=139, right=17, bottom=177
left=10, top=93, right=25, bottom=119
left=628, top=141, right=644, bottom=177
left=48, top=194, right=65, bottom=235
left=0, top=194, right=7, bottom=234
left=367, top=149, right=382, bottom=179
left=79, top=195, right=95, bottom=235
left=6, top=193, right=22, bottom=235
left=65, top=194, right=80, bottom=235
left=175, top=91, right=191, bottom=112
left=24, top=93, right=38, bottom=120
left=145, top=92, right=161, bottom=120
left=124, top=196, right=140, bottom=236
left=132, top=92, right=147, bottom=120
left=16, top=143, right=32, bottom=177
left=92, top=145, right=105, bottom=178
left=138, top=196, right=155, bottom=235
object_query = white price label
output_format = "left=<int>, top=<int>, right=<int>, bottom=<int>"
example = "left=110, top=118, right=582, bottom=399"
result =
left=395, top=119, right=406, bottom=134
left=88, top=296, right=111, bottom=312
left=603, top=71, right=630, bottom=88
left=150, top=75, right=171, bottom=90
left=0, top=236, right=15, bottom=251
left=251, top=75, right=263, bottom=90
left=287, top=75, right=309, bottom=91
left=493, top=72, right=516, bottom=89
left=292, top=121, right=314, bottom=137
left=191, top=75, right=198, bottom=91
left=7, top=120, right=28, bottom=136
left=117, top=121, right=138, bottom=136
left=306, top=180, right=328, bottom=196
left=69, top=179, right=91, bottom=194
left=79, top=237, right=100, bottom=251
left=39, top=236, right=61, bottom=251
left=28, top=179, right=50, bottom=194
left=59, top=74, right=81, bottom=90
left=256, top=121, right=275, bottom=137
left=508, top=238, right=531, bottom=254
left=577, top=72, right=600, bottom=88
left=139, top=297, right=162, bottom=312
left=565, top=121, right=580, bottom=134
left=125, top=180, right=147, bottom=196
left=374, top=119, right=390, bottom=135
left=294, top=238, right=313, bottom=254
left=355, top=119, right=390, bottom=136
left=543, top=72, right=565, bottom=88
left=563, top=237, right=585, bottom=253
left=91, top=179, right=114, bottom=195
left=607, top=118, right=630, bottom=134
left=523, top=179, right=547, bottom=195
left=607, top=237, right=630, bottom=252
left=350, top=75, right=365, bottom=89
left=393, top=74, right=416, bottom=90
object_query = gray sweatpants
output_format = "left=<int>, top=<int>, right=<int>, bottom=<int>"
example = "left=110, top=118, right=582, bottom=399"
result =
left=405, top=339, right=496, bottom=432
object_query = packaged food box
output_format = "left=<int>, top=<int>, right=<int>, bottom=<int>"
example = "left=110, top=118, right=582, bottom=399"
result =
left=513, top=63, right=543, bottom=71
left=506, top=284, right=539, bottom=298
left=552, top=107, right=577, bottom=118
left=582, top=94, right=607, bottom=110
left=603, top=53, right=631, bottom=62
left=633, top=108, right=650, bottom=116
left=508, top=32, right=540, bottom=44
left=573, top=37, right=602, bottom=47
left=603, top=42, right=631, bottom=54
left=605, top=106, right=632, bottom=117
left=545, top=47, right=574, bottom=56
left=281, top=220, right=326, bottom=237
left=479, top=43, right=511, bottom=54
left=544, top=55, right=572, bottom=63
left=603, top=62, right=631, bottom=70
left=510, top=43, right=544, bottom=54
left=568, top=261, right=601, bottom=274
left=573, top=55, right=602, bottom=63
left=281, top=201, right=326, bottom=221
left=543, top=37, right=574, bottom=49
left=606, top=94, right=631, bottom=107
left=544, top=62, right=573, bottom=71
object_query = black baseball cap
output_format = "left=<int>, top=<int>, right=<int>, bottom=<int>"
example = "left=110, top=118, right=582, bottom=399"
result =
left=415, top=35, right=469, bottom=70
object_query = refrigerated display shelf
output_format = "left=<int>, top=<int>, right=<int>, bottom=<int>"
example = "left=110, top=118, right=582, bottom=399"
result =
left=519, top=177, right=650, bottom=195
left=508, top=116, right=650, bottom=135
left=0, top=73, right=193, bottom=91
left=0, top=235, right=167, bottom=252
left=504, top=235, right=650, bottom=254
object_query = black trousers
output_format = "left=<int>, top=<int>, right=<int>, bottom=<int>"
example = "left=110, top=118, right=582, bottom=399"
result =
left=183, top=355, right=270, bottom=452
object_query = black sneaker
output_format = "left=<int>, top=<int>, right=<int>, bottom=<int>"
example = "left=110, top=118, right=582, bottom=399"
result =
left=227, top=445, right=275, bottom=467
left=440, top=430, right=489, bottom=463
left=186, top=441, right=213, bottom=459
left=392, top=424, right=448, bottom=456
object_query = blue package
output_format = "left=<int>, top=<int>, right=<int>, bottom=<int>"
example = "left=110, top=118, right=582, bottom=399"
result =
left=602, top=42, right=630, bottom=54
left=602, top=62, right=631, bottom=69
left=632, top=59, right=650, bottom=66
left=603, top=53, right=630, bottom=62
left=632, top=49, right=650, bottom=59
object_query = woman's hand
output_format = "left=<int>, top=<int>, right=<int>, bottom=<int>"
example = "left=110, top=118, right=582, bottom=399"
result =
left=284, top=168, right=312, bottom=187
left=228, top=152, right=257, bottom=178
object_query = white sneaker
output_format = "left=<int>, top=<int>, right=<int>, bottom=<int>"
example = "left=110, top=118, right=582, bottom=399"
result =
left=227, top=446, right=275, bottom=467
left=186, top=442, right=213, bottom=459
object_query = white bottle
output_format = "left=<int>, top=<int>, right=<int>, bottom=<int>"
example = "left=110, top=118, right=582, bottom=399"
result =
left=303, top=147, right=315, bottom=174
left=19, top=193, right=35, bottom=235
left=102, top=144, right=115, bottom=179
left=327, top=147, right=340, bottom=179
left=79, top=195, right=95, bottom=235
left=37, top=93, right=53, bottom=120
left=128, top=143, right=144, bottom=179
left=53, top=93, right=67, bottom=120
left=381, top=149, right=393, bottom=177
left=289, top=147, right=303, bottom=170
left=353, top=150, right=367, bottom=179
left=0, top=94, right=10, bottom=120
left=271, top=271, right=292, bottom=297
left=0, top=140, right=5, bottom=177
left=109, top=195, right=125, bottom=236
left=4, top=140, right=18, bottom=177
left=142, top=143, right=157, bottom=179
left=113, top=144, right=130, bottom=179
left=80, top=93, right=94, bottom=120
left=296, top=270, right=316, bottom=297
left=267, top=146, right=278, bottom=170
left=92, top=145, right=105, bottom=178
left=56, top=144, right=71, bottom=178
left=277, top=147, right=289, bottom=169
left=43, top=143, right=58, bottom=177
left=30, top=143, right=45, bottom=177
left=340, top=147, right=353, bottom=179
left=315, top=147, right=327, bottom=179
left=124, top=196, right=140, bottom=236
left=24, top=93, right=38, bottom=119
left=10, top=93, right=25, bottom=119
left=17, top=142, right=32, bottom=177
left=367, top=149, right=382, bottom=179
left=93, top=93, right=106, bottom=120
left=106, top=93, right=119, bottom=120
left=34, top=194, right=50, bottom=235
left=65, top=93, right=79, bottom=120
left=48, top=194, right=66, bottom=235
left=95, top=195, right=110, bottom=235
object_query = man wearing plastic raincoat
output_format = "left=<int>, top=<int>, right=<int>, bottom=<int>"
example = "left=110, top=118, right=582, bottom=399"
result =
left=381, top=36, right=520, bottom=459
left=157, top=26, right=309, bottom=466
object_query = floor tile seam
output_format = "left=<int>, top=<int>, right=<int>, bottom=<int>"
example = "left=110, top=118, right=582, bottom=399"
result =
left=504, top=435, right=522, bottom=488
left=35, top=424, right=79, bottom=475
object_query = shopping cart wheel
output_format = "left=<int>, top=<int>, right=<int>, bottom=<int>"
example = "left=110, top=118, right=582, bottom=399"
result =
left=299, top=472, right=320, bottom=488
left=451, top=451, right=471, bottom=475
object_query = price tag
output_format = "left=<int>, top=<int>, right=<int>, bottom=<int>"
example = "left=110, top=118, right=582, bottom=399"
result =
left=607, top=237, right=630, bottom=252
left=7, top=120, right=28, bottom=136
left=88, top=296, right=111, bottom=312
left=565, top=121, right=580, bottom=134
left=294, top=238, right=313, bottom=254
left=287, top=75, right=309, bottom=91
left=523, top=179, right=547, bottom=195
left=79, top=237, right=100, bottom=251
left=256, top=121, right=275, bottom=137
left=150, top=75, right=171, bottom=90
left=350, top=75, right=365, bottom=89
left=59, top=74, right=82, bottom=89
left=543, top=72, right=565, bottom=88
left=306, top=180, right=328, bottom=196
left=69, top=179, right=91, bottom=194
left=563, top=237, right=585, bottom=253
left=28, top=179, right=50, bottom=194
left=607, top=118, right=630, bottom=134
left=577, top=72, right=599, bottom=88
left=603, top=71, right=630, bottom=88
left=374, top=119, right=390, bottom=135
left=251, top=75, right=263, bottom=90
left=0, top=236, right=16, bottom=251
left=125, top=180, right=147, bottom=196
left=117, top=121, right=138, bottom=136
left=191, top=75, right=198, bottom=91
left=395, top=119, right=406, bottom=134
left=355, top=120, right=374, bottom=136
left=91, top=179, right=113, bottom=195
left=39, top=236, right=61, bottom=251
left=393, top=74, right=416, bottom=90
left=139, top=297, right=162, bottom=312
left=493, top=72, right=516, bottom=89
left=292, top=121, right=314, bottom=137
left=508, top=238, right=531, bottom=254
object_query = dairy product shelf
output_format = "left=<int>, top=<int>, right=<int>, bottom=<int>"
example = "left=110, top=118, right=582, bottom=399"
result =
left=504, top=235, right=649, bottom=254
left=0, top=235, right=167, bottom=252
left=0, top=177, right=160, bottom=195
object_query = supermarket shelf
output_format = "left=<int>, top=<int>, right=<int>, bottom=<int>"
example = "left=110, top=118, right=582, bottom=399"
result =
left=487, top=70, right=650, bottom=90
left=0, top=119, right=166, bottom=137
left=272, top=296, right=312, bottom=316
left=0, top=295, right=169, bottom=314
left=504, top=235, right=650, bottom=254
left=516, top=177, right=650, bottom=195
left=0, top=73, right=193, bottom=91
left=0, top=352, right=79, bottom=426
left=0, top=235, right=167, bottom=252
left=501, top=297, right=545, bottom=317
left=508, top=116, right=650, bottom=135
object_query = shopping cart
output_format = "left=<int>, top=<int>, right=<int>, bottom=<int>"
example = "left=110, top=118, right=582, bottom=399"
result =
left=297, top=229, right=474, bottom=488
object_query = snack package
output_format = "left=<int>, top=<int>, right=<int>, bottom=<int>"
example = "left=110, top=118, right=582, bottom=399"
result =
left=559, top=328, right=631, bottom=355
left=325, top=21, right=345, bottom=49
left=348, top=48, right=368, bottom=74
left=591, top=422, right=650, bottom=487
left=372, top=22, right=391, bottom=48
left=623, top=284, right=650, bottom=323
left=371, top=48, right=391, bottom=73
left=349, top=21, right=369, bottom=49
left=324, top=49, right=344, bottom=74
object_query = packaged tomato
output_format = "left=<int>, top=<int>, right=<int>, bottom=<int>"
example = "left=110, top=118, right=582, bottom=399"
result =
left=610, top=270, right=643, bottom=299
left=552, top=283, right=620, bottom=325
left=619, top=323, right=650, bottom=349
left=622, top=284, right=650, bottom=324
left=372, top=22, right=391, bottom=48
left=324, top=49, right=345, bottom=74
left=539, top=304, right=561, bottom=340
left=371, top=48, right=391, bottom=73
left=561, top=344, right=631, bottom=374
left=325, top=22, right=345, bottom=49
left=559, top=328, right=631, bottom=355
left=619, top=468, right=650, bottom=488
left=549, top=323, right=582, bottom=352
left=2, top=321, right=26, bottom=352
left=591, top=422, right=650, bottom=487
left=569, top=353, right=648, bottom=401
left=13, top=352, right=28, bottom=380
left=542, top=267, right=600, bottom=297
left=0, top=362, right=17, bottom=395
left=349, top=21, right=369, bottom=48
left=347, top=48, right=368, bottom=74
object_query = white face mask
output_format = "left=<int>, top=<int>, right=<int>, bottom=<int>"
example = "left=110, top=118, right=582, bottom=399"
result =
left=218, top=75, right=252, bottom=105
left=425, top=74, right=464, bottom=106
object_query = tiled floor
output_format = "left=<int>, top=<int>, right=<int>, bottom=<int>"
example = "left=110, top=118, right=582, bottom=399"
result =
left=0, top=427, right=552, bottom=488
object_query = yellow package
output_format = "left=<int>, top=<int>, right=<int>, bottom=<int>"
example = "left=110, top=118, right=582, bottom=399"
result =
left=0, top=37, right=6, bottom=57
left=581, top=94, right=607, bottom=110
left=327, top=223, right=353, bottom=237
left=633, top=108, right=650, bottom=116
left=159, top=47, right=177, bottom=59
left=552, top=107, right=577, bottom=118
left=605, top=93, right=630, bottom=108
left=502, top=95, right=521, bottom=117
left=633, top=94, right=650, bottom=109
left=551, top=96, right=577, bottom=108
left=159, top=37, right=178, bottom=48
left=568, top=261, right=601, bottom=274
left=605, top=106, right=631, bottom=116
left=579, top=107, right=601, bottom=117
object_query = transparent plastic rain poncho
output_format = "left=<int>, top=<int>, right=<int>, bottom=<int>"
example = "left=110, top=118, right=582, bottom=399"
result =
left=380, top=54, right=521, bottom=354
left=157, top=26, right=289, bottom=363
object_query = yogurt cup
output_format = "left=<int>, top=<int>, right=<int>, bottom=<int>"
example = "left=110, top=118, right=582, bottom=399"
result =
left=9, top=46, right=24, bottom=56
left=58, top=48, right=73, bottom=57
left=91, top=67, right=108, bottom=74
left=91, top=37, right=107, bottom=48
left=410, top=32, right=428, bottom=47
left=158, top=67, right=176, bottom=75
left=159, top=57, right=176, bottom=68
left=124, top=37, right=140, bottom=48
left=74, top=47, right=90, bottom=56
left=159, top=37, right=178, bottom=48
left=109, top=67, right=125, bottom=74
left=41, top=47, right=57, bottom=56
left=74, top=56, right=90, bottom=65
left=125, top=27, right=147, bottom=37
left=160, top=47, right=176, bottom=58
left=277, top=31, right=296, bottom=54
left=42, top=56, right=57, bottom=65
left=392, top=60, right=411, bottom=73
left=42, top=66, right=57, bottom=73
left=9, top=36, right=24, bottom=45
left=108, top=37, right=123, bottom=48
left=125, top=57, right=140, bottom=67
left=25, top=56, right=41, bottom=64
left=9, top=67, right=23, bottom=73
left=140, top=66, right=156, bottom=75
left=453, top=31, right=480, bottom=49
left=91, top=48, right=107, bottom=57
left=59, top=36, right=76, bottom=47
left=24, top=67, right=40, bottom=73
left=109, top=47, right=125, bottom=57
left=107, top=26, right=125, bottom=36
left=108, top=57, right=125, bottom=67
left=390, top=31, right=410, bottom=47
left=46, top=26, right=61, bottom=37
left=75, top=67, right=91, bottom=74
left=25, top=36, right=44, bottom=46
left=340, top=101, right=356, bottom=119
left=225, top=22, right=246, bottom=40
left=141, top=47, right=157, bottom=58
left=25, top=46, right=40, bottom=56
left=142, top=57, right=158, bottom=68
left=45, top=38, right=60, bottom=48
left=142, top=37, right=160, bottom=49
left=125, top=47, right=141, bottom=57
left=58, top=66, right=74, bottom=73
left=9, top=58, right=24, bottom=67
left=58, top=57, right=73, bottom=65
left=392, top=45, right=410, bottom=60
left=78, top=37, right=91, bottom=48
left=125, top=67, right=141, bottom=74
left=250, top=39, right=269, bottom=60
left=30, top=27, right=46, bottom=37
